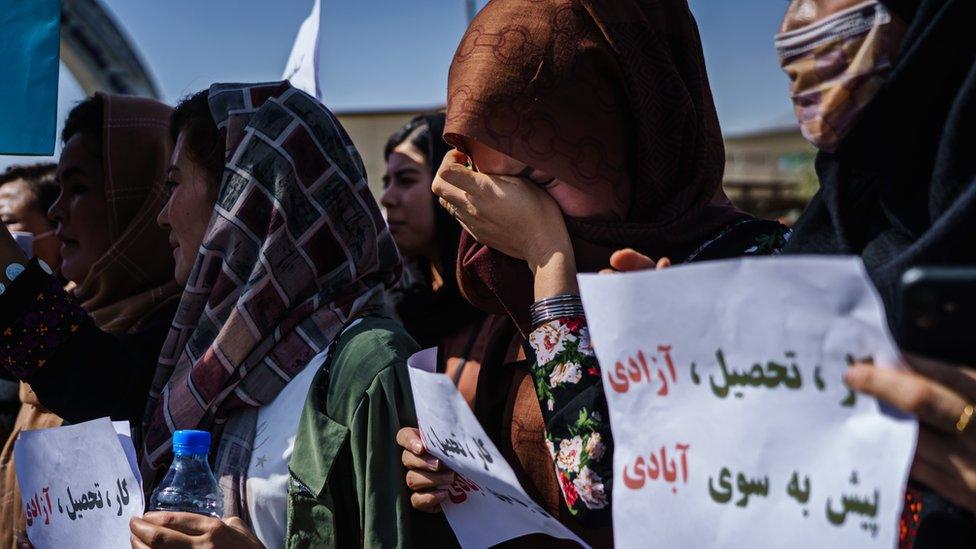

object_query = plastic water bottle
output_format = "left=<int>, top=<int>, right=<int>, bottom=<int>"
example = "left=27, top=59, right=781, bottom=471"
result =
left=148, top=430, right=224, bottom=518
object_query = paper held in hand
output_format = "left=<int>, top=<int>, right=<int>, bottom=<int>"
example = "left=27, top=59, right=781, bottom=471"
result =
left=408, top=348, right=590, bottom=548
left=14, top=418, right=144, bottom=549
left=578, top=256, right=917, bottom=548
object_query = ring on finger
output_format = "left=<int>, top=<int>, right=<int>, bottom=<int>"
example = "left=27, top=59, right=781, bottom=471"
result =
left=955, top=403, right=974, bottom=434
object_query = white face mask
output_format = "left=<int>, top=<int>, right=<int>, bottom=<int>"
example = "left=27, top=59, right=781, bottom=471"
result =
left=32, top=229, right=55, bottom=242
left=9, top=230, right=53, bottom=260
left=10, top=231, right=33, bottom=259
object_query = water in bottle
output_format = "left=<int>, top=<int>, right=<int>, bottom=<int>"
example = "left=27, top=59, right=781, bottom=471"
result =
left=148, top=430, right=224, bottom=518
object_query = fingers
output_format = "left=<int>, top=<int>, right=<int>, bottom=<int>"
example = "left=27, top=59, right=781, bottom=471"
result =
left=406, top=469, right=456, bottom=492
left=656, top=257, right=672, bottom=270
left=411, top=489, right=448, bottom=513
left=223, top=516, right=251, bottom=536
left=402, top=448, right=443, bottom=472
left=440, top=149, right=469, bottom=171
left=438, top=197, right=472, bottom=225
left=434, top=160, right=481, bottom=197
left=129, top=516, right=195, bottom=548
left=609, top=249, right=656, bottom=273
left=910, top=438, right=976, bottom=513
left=433, top=178, right=471, bottom=215
left=904, top=352, right=976, bottom=402
left=140, top=512, right=221, bottom=536
left=396, top=427, right=425, bottom=455
left=398, top=425, right=452, bottom=514
left=845, top=365, right=969, bottom=434
left=914, top=428, right=968, bottom=480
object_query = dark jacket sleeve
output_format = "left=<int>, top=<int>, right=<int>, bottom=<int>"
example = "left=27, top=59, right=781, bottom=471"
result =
left=0, top=260, right=171, bottom=425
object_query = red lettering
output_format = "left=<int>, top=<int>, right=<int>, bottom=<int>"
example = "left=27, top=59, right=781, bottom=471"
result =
left=623, top=456, right=647, bottom=489
left=446, top=472, right=481, bottom=504
left=621, top=443, right=692, bottom=492
left=608, top=361, right=630, bottom=393
left=608, top=346, right=680, bottom=394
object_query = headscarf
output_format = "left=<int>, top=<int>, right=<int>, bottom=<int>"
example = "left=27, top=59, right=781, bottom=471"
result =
left=388, top=113, right=483, bottom=348
left=784, top=0, right=976, bottom=336
left=140, top=82, right=401, bottom=519
left=1, top=94, right=179, bottom=549
left=444, top=0, right=749, bottom=331
left=73, top=93, right=181, bottom=334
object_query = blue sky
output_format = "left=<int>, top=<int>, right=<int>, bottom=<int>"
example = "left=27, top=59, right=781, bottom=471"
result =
left=2, top=0, right=797, bottom=168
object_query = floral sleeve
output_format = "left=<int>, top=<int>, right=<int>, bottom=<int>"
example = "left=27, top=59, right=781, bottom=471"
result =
left=527, top=315, right=612, bottom=525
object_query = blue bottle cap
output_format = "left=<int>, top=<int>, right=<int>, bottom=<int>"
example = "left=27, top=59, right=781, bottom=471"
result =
left=172, top=430, right=211, bottom=456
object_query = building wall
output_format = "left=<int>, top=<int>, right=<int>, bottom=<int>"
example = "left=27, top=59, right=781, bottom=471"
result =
left=336, top=110, right=428, bottom=199
left=723, top=127, right=816, bottom=220
left=724, top=127, right=815, bottom=185
left=337, top=110, right=816, bottom=220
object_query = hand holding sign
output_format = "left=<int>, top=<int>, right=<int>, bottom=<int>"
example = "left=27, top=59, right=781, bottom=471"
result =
left=579, top=257, right=918, bottom=548
left=846, top=354, right=976, bottom=513
left=14, top=418, right=143, bottom=549
left=397, top=427, right=455, bottom=513
left=407, top=348, right=589, bottom=548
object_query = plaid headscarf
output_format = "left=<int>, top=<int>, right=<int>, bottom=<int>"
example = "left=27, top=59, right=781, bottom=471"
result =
left=73, top=93, right=181, bottom=334
left=141, top=82, right=401, bottom=519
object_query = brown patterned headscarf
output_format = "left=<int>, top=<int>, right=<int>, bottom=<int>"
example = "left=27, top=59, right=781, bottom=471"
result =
left=445, top=0, right=749, bottom=331
left=72, top=93, right=181, bottom=334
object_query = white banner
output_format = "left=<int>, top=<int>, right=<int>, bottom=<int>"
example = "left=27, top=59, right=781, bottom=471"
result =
left=282, top=0, right=322, bottom=99
left=408, top=348, right=589, bottom=548
left=578, top=257, right=917, bottom=548
left=14, top=418, right=143, bottom=549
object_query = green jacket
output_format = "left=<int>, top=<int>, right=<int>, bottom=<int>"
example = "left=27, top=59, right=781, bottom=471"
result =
left=285, top=316, right=457, bottom=548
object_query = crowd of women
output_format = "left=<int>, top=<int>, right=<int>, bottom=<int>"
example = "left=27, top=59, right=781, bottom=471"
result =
left=0, top=0, right=973, bottom=547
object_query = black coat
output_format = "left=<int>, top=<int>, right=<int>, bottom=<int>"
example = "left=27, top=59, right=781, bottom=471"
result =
left=785, top=1, right=976, bottom=546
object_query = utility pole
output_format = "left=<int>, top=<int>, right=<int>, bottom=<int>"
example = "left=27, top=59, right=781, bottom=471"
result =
left=465, top=0, right=477, bottom=23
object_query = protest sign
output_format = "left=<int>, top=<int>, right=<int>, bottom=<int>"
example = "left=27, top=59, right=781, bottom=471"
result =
left=14, top=417, right=143, bottom=549
left=408, top=348, right=589, bottom=548
left=578, top=256, right=917, bottom=548
left=0, top=0, right=60, bottom=155
left=112, top=421, right=142, bottom=486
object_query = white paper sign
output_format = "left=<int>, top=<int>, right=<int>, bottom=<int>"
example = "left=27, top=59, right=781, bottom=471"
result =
left=112, top=421, right=142, bottom=486
left=282, top=0, right=321, bottom=99
left=408, top=348, right=589, bottom=548
left=14, top=417, right=144, bottom=549
left=578, top=257, right=917, bottom=549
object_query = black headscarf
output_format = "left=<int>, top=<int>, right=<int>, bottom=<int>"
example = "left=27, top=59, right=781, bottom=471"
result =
left=785, top=0, right=976, bottom=336
left=785, top=1, right=976, bottom=545
left=385, top=113, right=483, bottom=348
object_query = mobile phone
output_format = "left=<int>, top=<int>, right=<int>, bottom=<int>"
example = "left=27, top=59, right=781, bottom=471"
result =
left=898, top=267, right=976, bottom=365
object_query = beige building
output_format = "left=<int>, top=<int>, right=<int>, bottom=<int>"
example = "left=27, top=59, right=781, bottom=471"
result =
left=338, top=109, right=816, bottom=221
left=724, top=126, right=817, bottom=220
left=336, top=108, right=433, bottom=198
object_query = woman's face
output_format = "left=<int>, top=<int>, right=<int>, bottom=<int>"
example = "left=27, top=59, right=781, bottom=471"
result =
left=465, top=139, right=629, bottom=220
left=0, top=180, right=53, bottom=236
left=780, top=0, right=866, bottom=32
left=157, top=132, right=219, bottom=287
left=48, top=134, right=112, bottom=285
left=381, top=142, right=437, bottom=259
